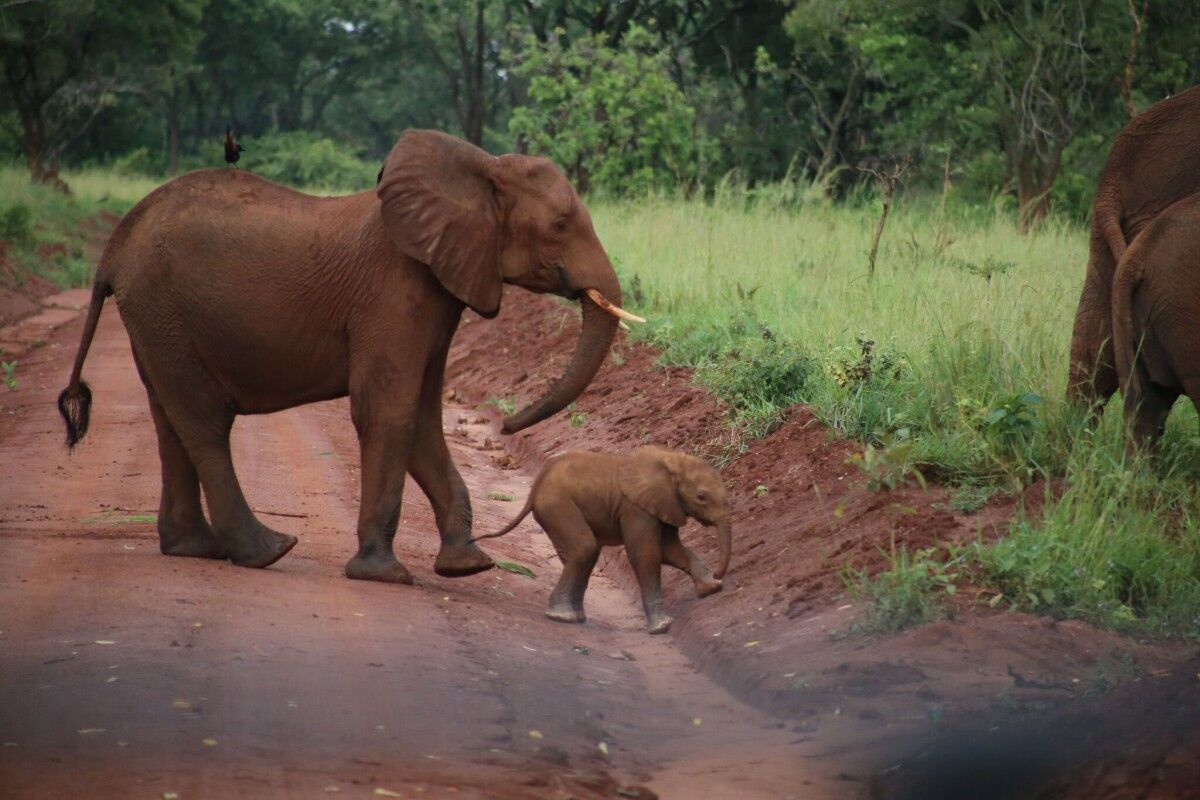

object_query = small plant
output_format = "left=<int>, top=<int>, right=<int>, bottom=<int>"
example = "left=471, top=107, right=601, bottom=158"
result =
left=947, top=484, right=994, bottom=513
left=482, top=396, right=517, bottom=416
left=1, top=358, right=17, bottom=391
left=952, top=255, right=1015, bottom=282
left=753, top=484, right=769, bottom=497
left=825, top=334, right=906, bottom=389
left=568, top=405, right=588, bottom=428
left=0, top=203, right=33, bottom=245
left=985, top=392, right=1043, bottom=447
left=487, top=491, right=515, bottom=502
left=845, top=436, right=926, bottom=492
left=841, top=543, right=963, bottom=634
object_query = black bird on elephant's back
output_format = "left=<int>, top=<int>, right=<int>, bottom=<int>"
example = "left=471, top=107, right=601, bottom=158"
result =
left=224, top=128, right=245, bottom=166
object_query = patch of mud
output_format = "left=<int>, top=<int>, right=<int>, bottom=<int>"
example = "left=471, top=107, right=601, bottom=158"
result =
left=448, top=288, right=1199, bottom=795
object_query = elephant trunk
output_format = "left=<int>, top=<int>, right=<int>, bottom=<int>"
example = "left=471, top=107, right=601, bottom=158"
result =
left=714, top=519, right=732, bottom=579
left=501, top=277, right=622, bottom=433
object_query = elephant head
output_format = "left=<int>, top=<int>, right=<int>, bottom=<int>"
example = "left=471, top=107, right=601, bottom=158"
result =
left=621, top=446, right=733, bottom=578
left=376, top=130, right=638, bottom=433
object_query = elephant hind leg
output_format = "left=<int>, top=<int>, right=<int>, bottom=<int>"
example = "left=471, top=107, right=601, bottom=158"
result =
left=661, top=528, right=722, bottom=598
left=140, top=354, right=296, bottom=569
left=1123, top=380, right=1179, bottom=453
left=535, top=502, right=599, bottom=624
left=144, top=386, right=226, bottom=559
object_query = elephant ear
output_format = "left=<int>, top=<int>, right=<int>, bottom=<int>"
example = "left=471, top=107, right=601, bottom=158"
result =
left=619, top=448, right=687, bottom=527
left=377, top=130, right=503, bottom=317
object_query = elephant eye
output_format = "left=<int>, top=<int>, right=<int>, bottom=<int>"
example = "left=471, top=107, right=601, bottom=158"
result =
left=552, top=216, right=569, bottom=233
left=696, top=490, right=709, bottom=503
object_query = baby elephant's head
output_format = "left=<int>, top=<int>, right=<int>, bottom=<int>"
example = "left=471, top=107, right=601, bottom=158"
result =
left=622, top=446, right=732, bottom=578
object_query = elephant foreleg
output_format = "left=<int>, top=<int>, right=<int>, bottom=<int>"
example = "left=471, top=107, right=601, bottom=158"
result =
left=409, top=378, right=494, bottom=578
left=661, top=527, right=722, bottom=598
left=345, top=392, right=419, bottom=584
left=623, top=513, right=671, bottom=634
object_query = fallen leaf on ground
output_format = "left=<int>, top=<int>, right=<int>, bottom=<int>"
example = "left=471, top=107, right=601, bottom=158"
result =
left=528, top=730, right=543, bottom=739
left=374, top=788, right=403, bottom=797
left=77, top=728, right=105, bottom=735
left=324, top=787, right=340, bottom=793
left=495, top=560, right=536, bottom=579
left=597, top=742, right=610, bottom=756
left=171, top=699, right=192, bottom=710
left=744, top=641, right=760, bottom=648
left=693, top=717, right=702, bottom=726
left=163, top=793, right=179, bottom=800
left=487, top=491, right=515, bottom=501
left=202, top=738, right=218, bottom=746
left=94, top=640, right=116, bottom=645
left=572, top=646, right=590, bottom=655
left=106, top=676, right=118, bottom=683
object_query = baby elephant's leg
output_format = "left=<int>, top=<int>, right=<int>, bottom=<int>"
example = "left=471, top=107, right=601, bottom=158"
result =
left=662, top=528, right=722, bottom=598
left=534, top=502, right=599, bottom=624
left=624, top=515, right=672, bottom=634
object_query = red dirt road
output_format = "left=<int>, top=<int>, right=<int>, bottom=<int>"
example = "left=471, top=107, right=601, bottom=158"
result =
left=0, top=304, right=853, bottom=797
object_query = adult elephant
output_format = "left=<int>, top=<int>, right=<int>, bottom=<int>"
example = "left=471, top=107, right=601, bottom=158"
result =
left=1067, top=84, right=1200, bottom=410
left=57, top=130, right=637, bottom=585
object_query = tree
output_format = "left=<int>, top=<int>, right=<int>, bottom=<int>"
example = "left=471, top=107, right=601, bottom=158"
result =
left=509, top=26, right=700, bottom=194
left=0, top=0, right=202, bottom=186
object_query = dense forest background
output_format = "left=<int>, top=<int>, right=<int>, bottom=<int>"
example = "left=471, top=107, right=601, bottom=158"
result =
left=3, top=1, right=1198, bottom=226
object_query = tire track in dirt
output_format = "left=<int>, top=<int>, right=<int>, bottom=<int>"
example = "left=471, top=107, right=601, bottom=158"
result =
left=0, top=303, right=861, bottom=797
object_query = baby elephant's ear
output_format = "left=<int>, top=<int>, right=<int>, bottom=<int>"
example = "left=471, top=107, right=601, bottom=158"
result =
left=619, top=452, right=686, bottom=527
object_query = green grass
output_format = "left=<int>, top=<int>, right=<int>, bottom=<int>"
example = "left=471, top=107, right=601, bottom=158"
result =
left=0, top=165, right=162, bottom=288
left=591, top=188, right=1200, bottom=637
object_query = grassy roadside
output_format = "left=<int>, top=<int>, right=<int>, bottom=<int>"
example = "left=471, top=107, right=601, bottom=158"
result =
left=590, top=190, right=1200, bottom=638
left=5, top=165, right=1196, bottom=637
left=0, top=166, right=162, bottom=288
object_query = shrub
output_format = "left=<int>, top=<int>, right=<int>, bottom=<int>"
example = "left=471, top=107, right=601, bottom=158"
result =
left=245, top=131, right=374, bottom=191
left=0, top=203, right=34, bottom=245
left=508, top=25, right=702, bottom=195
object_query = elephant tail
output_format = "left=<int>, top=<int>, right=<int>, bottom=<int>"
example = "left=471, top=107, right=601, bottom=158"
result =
left=58, top=279, right=111, bottom=450
left=469, top=493, right=535, bottom=543
left=1095, top=188, right=1128, bottom=266
left=1111, top=239, right=1144, bottom=404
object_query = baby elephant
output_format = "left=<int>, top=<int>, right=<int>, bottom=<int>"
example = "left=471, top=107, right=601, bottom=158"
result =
left=474, top=446, right=732, bottom=634
left=1112, top=193, right=1200, bottom=449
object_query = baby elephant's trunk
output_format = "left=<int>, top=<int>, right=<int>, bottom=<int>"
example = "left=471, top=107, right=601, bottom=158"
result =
left=714, top=520, right=732, bottom=579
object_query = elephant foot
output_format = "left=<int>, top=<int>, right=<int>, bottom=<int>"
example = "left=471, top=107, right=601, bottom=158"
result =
left=646, top=613, right=673, bottom=635
left=545, top=603, right=586, bottom=624
left=345, top=553, right=414, bottom=585
left=159, top=521, right=228, bottom=560
left=694, top=577, right=723, bottom=598
left=224, top=523, right=297, bottom=569
left=434, top=541, right=495, bottom=578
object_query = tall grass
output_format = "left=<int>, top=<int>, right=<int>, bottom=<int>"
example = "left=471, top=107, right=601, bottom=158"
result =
left=590, top=188, right=1200, bottom=637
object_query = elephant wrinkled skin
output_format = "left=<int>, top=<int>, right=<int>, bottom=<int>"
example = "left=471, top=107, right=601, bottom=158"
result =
left=474, top=446, right=732, bottom=634
left=57, top=130, right=633, bottom=583
left=1111, top=193, right=1200, bottom=450
left=1068, top=84, right=1200, bottom=411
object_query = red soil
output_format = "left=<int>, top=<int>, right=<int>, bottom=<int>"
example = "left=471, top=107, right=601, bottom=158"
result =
left=448, top=288, right=1200, bottom=796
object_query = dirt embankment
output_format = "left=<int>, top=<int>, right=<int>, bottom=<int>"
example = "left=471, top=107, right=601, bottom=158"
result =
left=448, top=289, right=1200, bottom=797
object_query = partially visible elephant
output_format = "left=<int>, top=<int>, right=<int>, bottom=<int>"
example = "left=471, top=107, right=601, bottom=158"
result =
left=1068, top=84, right=1200, bottom=411
left=57, top=130, right=639, bottom=584
left=473, top=446, right=732, bottom=634
left=1111, top=193, right=1200, bottom=449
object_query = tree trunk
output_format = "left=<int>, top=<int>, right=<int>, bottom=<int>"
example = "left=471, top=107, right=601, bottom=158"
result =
left=463, top=0, right=486, bottom=146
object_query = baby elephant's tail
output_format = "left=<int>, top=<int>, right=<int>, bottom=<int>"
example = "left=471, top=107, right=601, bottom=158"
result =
left=470, top=494, right=535, bottom=543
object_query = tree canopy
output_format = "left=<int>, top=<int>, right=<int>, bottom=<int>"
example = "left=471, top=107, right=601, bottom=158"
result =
left=2, top=0, right=1197, bottom=220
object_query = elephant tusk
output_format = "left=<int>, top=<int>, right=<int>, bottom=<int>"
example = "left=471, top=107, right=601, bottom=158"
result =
left=585, top=288, right=646, bottom=324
